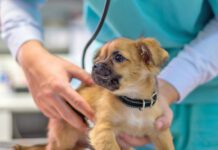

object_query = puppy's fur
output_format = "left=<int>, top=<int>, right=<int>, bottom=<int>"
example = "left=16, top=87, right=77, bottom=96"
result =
left=15, top=38, right=174, bottom=150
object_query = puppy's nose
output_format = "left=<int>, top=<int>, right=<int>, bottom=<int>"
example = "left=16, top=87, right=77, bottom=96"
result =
left=93, top=63, right=100, bottom=69
left=93, top=63, right=112, bottom=76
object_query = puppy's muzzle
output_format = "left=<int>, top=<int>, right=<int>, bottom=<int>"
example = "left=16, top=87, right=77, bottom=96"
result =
left=93, top=63, right=112, bottom=77
left=92, top=63, right=121, bottom=91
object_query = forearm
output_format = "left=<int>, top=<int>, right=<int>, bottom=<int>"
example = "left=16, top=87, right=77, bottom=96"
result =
left=159, top=17, right=218, bottom=102
left=1, top=0, right=45, bottom=59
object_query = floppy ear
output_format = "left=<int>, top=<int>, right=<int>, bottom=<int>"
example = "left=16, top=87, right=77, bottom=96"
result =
left=93, top=49, right=101, bottom=62
left=136, top=41, right=154, bottom=65
left=93, top=41, right=112, bottom=63
left=136, top=38, right=169, bottom=67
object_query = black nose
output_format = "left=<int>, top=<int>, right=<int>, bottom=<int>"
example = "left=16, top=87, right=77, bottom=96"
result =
left=93, top=63, right=100, bottom=69
left=93, top=63, right=112, bottom=76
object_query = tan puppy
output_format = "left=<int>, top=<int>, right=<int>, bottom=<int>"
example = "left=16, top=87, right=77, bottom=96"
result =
left=14, top=38, right=174, bottom=150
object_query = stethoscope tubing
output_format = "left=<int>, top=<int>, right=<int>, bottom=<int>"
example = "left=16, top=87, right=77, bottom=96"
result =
left=82, top=0, right=111, bottom=69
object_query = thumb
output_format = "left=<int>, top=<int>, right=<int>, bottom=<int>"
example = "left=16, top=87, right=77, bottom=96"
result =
left=155, top=109, right=172, bottom=131
left=67, top=64, right=94, bottom=85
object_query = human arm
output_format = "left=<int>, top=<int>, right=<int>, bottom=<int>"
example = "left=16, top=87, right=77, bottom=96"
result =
left=1, top=0, right=44, bottom=58
left=1, top=0, right=95, bottom=131
left=118, top=14, right=218, bottom=148
left=159, top=17, right=218, bottom=102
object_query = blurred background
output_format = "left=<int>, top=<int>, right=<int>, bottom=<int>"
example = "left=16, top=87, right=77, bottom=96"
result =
left=0, top=0, right=92, bottom=147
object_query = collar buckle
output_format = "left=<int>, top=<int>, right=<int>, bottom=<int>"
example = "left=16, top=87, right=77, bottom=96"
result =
left=150, top=92, right=157, bottom=107
left=142, top=100, right=146, bottom=109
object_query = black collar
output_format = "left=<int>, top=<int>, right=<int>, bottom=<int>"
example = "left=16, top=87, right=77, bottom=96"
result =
left=118, top=91, right=158, bottom=110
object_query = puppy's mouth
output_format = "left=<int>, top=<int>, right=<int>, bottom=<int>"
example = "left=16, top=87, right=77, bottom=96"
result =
left=91, top=63, right=121, bottom=91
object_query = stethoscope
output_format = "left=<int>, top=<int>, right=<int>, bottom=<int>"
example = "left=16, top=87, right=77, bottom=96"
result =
left=82, top=0, right=111, bottom=70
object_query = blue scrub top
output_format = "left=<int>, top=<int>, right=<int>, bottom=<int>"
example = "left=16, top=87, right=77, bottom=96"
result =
left=83, top=2, right=218, bottom=150
left=83, top=0, right=218, bottom=104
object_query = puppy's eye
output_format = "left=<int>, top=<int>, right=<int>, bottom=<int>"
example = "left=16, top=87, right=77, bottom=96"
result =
left=113, top=54, right=126, bottom=63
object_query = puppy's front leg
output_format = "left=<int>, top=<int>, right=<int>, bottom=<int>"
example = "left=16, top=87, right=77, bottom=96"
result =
left=46, top=119, right=83, bottom=150
left=151, top=129, right=174, bottom=150
left=89, top=122, right=120, bottom=150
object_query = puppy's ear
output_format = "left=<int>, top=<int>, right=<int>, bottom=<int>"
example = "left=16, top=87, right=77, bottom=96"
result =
left=93, top=41, right=112, bottom=62
left=136, top=38, right=169, bottom=67
left=136, top=41, right=154, bottom=65
left=93, top=49, right=101, bottom=62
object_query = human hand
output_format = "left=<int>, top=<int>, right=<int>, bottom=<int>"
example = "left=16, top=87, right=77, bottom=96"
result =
left=117, top=98, right=172, bottom=148
left=18, top=40, right=95, bottom=132
left=117, top=79, right=179, bottom=148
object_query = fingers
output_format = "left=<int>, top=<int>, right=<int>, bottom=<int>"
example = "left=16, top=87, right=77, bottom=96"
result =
left=52, top=96, right=88, bottom=132
left=118, top=134, right=150, bottom=147
left=155, top=107, right=173, bottom=131
left=117, top=136, right=131, bottom=149
left=36, top=88, right=89, bottom=132
left=35, top=93, right=61, bottom=119
left=67, top=65, right=93, bottom=85
left=36, top=77, right=94, bottom=132
left=52, top=82, right=95, bottom=122
left=40, top=104, right=61, bottom=119
left=64, top=89, right=95, bottom=121
left=23, top=54, right=93, bottom=132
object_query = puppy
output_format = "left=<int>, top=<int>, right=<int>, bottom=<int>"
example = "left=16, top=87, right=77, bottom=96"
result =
left=14, top=38, right=174, bottom=150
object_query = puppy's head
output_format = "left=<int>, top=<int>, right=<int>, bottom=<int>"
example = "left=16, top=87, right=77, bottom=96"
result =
left=91, top=38, right=168, bottom=93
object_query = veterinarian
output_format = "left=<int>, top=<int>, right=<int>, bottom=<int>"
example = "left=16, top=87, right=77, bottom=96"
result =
left=1, top=0, right=218, bottom=150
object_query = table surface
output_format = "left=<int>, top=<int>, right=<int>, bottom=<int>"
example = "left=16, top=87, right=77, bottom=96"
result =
left=0, top=138, right=47, bottom=150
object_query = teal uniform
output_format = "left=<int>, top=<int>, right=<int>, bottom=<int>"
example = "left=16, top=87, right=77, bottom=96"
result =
left=84, top=0, right=218, bottom=149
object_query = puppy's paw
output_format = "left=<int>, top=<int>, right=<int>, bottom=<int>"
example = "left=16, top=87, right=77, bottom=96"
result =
left=13, top=145, right=22, bottom=150
left=13, top=144, right=46, bottom=150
